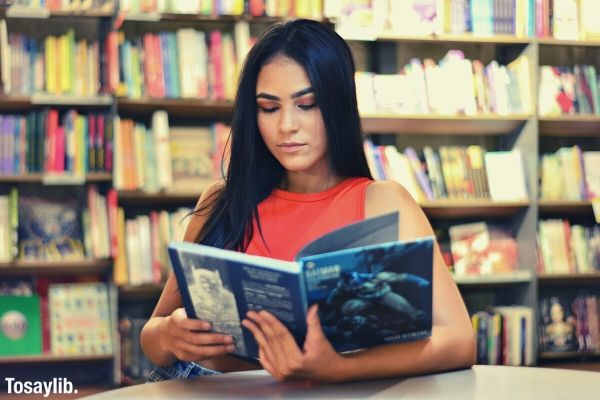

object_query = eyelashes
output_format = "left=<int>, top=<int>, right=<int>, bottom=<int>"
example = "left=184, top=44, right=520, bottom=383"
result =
left=258, top=103, right=317, bottom=113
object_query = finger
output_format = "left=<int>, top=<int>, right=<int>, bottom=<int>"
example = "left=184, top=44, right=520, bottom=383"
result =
left=258, top=348, right=280, bottom=380
left=174, top=340, right=236, bottom=360
left=306, top=304, right=326, bottom=339
left=178, top=331, right=234, bottom=346
left=242, top=318, right=278, bottom=369
left=176, top=318, right=212, bottom=332
left=255, top=310, right=302, bottom=358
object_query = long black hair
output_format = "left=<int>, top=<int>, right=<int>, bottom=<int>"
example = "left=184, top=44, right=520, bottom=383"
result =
left=195, top=19, right=372, bottom=250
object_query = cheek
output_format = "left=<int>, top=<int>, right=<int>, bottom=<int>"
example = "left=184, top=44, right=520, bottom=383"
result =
left=257, top=115, right=276, bottom=146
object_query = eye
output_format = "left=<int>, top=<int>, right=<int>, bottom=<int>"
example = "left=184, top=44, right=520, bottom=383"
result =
left=257, top=104, right=279, bottom=113
left=298, top=103, right=316, bottom=110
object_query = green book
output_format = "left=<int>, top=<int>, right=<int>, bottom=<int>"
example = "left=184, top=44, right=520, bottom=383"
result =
left=0, top=295, right=42, bottom=356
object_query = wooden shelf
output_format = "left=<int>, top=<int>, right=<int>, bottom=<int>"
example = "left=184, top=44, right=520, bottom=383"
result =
left=373, top=33, right=533, bottom=45
left=454, top=270, right=533, bottom=286
left=539, top=115, right=600, bottom=136
left=119, top=283, right=164, bottom=300
left=0, top=259, right=112, bottom=276
left=0, top=95, right=32, bottom=110
left=123, top=12, right=283, bottom=23
left=537, top=38, right=600, bottom=47
left=117, top=190, right=199, bottom=205
left=538, top=272, right=600, bottom=286
left=539, top=351, right=600, bottom=360
left=2, top=6, right=114, bottom=18
left=117, top=97, right=234, bottom=117
left=31, top=94, right=113, bottom=106
left=0, top=172, right=111, bottom=183
left=540, top=361, right=600, bottom=372
left=361, top=114, right=530, bottom=135
left=420, top=199, right=529, bottom=218
left=0, top=353, right=113, bottom=364
left=538, top=200, right=592, bottom=215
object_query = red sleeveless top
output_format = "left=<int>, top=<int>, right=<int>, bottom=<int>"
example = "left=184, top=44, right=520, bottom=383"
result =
left=245, top=177, right=373, bottom=261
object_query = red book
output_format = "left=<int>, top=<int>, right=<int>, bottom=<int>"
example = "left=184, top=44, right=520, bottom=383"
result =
left=210, top=30, right=224, bottom=100
left=54, top=126, right=65, bottom=172
left=153, top=33, right=166, bottom=98
left=107, top=189, right=119, bottom=258
left=44, top=110, right=59, bottom=173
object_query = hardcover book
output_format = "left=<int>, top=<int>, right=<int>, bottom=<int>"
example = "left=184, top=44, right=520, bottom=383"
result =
left=169, top=212, right=434, bottom=361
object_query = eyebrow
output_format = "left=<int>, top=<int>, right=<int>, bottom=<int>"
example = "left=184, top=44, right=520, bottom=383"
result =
left=256, top=87, right=314, bottom=101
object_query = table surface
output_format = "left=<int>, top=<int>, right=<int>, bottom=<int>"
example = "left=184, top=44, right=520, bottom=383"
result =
left=83, top=365, right=600, bottom=399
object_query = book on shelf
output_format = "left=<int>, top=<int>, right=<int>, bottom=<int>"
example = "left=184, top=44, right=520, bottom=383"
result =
left=169, top=211, right=434, bottom=361
left=7, top=0, right=115, bottom=13
left=472, top=306, right=534, bottom=366
left=355, top=51, right=531, bottom=117
left=537, top=220, right=600, bottom=274
left=18, top=194, right=86, bottom=261
left=48, top=282, right=113, bottom=356
left=119, top=317, right=153, bottom=384
left=540, top=147, right=600, bottom=202
left=0, top=294, right=42, bottom=356
left=449, top=222, right=519, bottom=276
left=539, top=65, right=600, bottom=117
left=363, top=142, right=528, bottom=203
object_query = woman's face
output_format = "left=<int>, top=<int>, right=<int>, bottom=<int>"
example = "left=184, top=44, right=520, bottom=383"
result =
left=256, top=55, right=329, bottom=177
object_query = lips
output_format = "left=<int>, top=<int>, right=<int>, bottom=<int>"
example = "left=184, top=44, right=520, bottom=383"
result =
left=277, top=143, right=306, bottom=153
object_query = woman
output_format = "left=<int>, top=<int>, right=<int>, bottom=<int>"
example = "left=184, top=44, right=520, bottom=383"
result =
left=140, top=19, right=475, bottom=383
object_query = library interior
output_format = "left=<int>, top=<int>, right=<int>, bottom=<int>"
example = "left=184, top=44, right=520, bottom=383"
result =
left=0, top=0, right=599, bottom=398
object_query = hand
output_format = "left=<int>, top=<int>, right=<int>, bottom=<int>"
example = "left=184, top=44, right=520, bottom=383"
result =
left=159, top=307, right=235, bottom=362
left=242, top=305, right=346, bottom=382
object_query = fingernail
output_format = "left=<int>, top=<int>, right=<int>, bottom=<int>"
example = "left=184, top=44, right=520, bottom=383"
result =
left=203, top=322, right=211, bottom=330
left=226, top=336, right=234, bottom=343
left=227, top=345, right=235, bottom=352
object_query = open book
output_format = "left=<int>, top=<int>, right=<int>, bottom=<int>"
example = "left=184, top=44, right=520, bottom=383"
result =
left=168, top=212, right=434, bottom=361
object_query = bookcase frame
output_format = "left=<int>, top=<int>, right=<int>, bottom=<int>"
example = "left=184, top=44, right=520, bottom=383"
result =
left=1, top=4, right=600, bottom=385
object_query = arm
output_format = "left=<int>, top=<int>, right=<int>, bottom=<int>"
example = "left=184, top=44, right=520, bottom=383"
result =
left=333, top=180, right=475, bottom=380
left=243, top=180, right=474, bottom=382
left=140, top=181, right=258, bottom=372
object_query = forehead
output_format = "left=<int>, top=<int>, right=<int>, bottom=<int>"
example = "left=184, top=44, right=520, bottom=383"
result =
left=256, top=55, right=312, bottom=94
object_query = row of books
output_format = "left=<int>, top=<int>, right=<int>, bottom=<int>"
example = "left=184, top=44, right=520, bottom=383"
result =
left=364, top=140, right=528, bottom=203
left=113, top=111, right=229, bottom=193
left=0, top=280, right=114, bottom=357
left=471, top=306, right=534, bottom=366
left=537, top=220, right=600, bottom=275
left=7, top=0, right=115, bottom=13
left=355, top=53, right=531, bottom=116
left=1, top=25, right=103, bottom=97
left=538, top=65, right=600, bottom=116
left=539, top=294, right=600, bottom=353
left=114, top=26, right=251, bottom=100
left=118, top=0, right=324, bottom=19
left=114, top=207, right=191, bottom=287
left=0, top=111, right=112, bottom=177
left=331, top=0, right=600, bottom=41
left=540, top=147, right=600, bottom=201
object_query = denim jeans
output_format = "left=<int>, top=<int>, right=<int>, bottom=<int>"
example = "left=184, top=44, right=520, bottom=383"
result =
left=147, top=360, right=222, bottom=382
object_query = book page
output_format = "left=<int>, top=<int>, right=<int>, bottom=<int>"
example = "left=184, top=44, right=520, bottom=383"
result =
left=295, top=212, right=398, bottom=260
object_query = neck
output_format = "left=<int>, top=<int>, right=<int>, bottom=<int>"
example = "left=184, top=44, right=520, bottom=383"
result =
left=281, top=171, right=344, bottom=194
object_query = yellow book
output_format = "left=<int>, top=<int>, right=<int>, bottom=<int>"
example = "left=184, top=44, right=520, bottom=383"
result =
left=295, top=0, right=310, bottom=18
left=80, top=40, right=89, bottom=96
left=134, top=123, right=146, bottom=189
left=45, top=36, right=57, bottom=94
left=113, top=207, right=129, bottom=286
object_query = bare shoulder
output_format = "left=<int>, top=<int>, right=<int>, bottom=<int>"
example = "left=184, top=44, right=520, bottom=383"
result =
left=365, top=180, right=419, bottom=218
left=183, top=180, right=225, bottom=242
left=365, top=180, right=432, bottom=239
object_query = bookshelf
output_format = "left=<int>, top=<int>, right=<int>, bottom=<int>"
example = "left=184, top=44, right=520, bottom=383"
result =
left=538, top=272, right=600, bottom=286
left=421, top=200, right=530, bottom=219
left=538, top=200, right=594, bottom=215
left=0, top=354, right=114, bottom=364
left=538, top=115, right=600, bottom=136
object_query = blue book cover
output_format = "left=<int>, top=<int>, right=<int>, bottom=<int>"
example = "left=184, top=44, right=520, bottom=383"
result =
left=168, top=212, right=434, bottom=361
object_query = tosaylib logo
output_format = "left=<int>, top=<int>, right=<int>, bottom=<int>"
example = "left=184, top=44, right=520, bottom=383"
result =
left=5, top=378, right=78, bottom=397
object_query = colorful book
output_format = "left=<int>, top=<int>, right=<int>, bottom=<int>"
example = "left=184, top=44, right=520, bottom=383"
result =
left=169, top=212, right=433, bottom=361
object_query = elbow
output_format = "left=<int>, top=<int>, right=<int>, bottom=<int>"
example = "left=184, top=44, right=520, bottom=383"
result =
left=457, top=327, right=476, bottom=369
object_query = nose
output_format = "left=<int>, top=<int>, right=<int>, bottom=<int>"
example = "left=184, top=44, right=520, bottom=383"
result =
left=279, top=104, right=299, bottom=134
